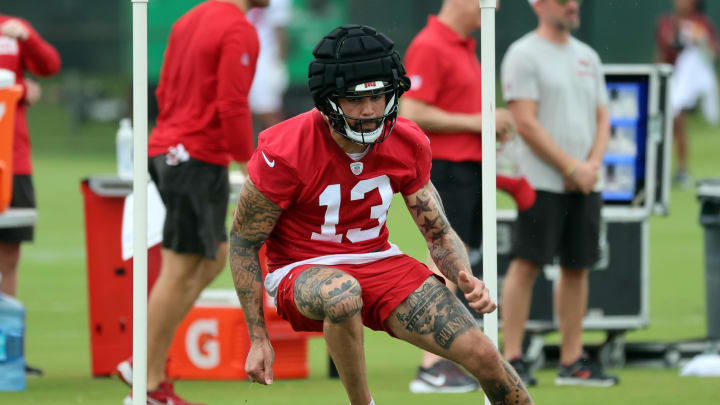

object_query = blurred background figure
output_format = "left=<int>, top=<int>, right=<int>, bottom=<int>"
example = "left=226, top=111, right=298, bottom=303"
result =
left=500, top=0, right=616, bottom=388
left=247, top=0, right=292, bottom=136
left=655, top=0, right=719, bottom=188
left=0, top=13, right=61, bottom=377
left=400, top=0, right=523, bottom=394
left=113, top=1, right=267, bottom=404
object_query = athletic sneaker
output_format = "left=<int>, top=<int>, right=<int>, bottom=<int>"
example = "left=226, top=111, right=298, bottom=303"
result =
left=116, top=358, right=133, bottom=386
left=508, top=358, right=537, bottom=387
left=555, top=355, right=619, bottom=387
left=116, top=357, right=172, bottom=387
left=672, top=169, right=691, bottom=189
left=25, top=364, right=44, bottom=377
left=409, top=359, right=480, bottom=393
left=122, top=380, right=205, bottom=405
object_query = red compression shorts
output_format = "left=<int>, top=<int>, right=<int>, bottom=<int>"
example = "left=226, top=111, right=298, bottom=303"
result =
left=274, top=254, right=438, bottom=336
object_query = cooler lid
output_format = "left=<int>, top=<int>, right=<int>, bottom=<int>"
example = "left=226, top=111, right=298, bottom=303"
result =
left=697, top=179, right=720, bottom=198
left=87, top=175, right=133, bottom=196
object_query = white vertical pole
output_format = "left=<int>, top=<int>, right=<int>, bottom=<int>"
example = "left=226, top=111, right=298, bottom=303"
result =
left=479, top=1, right=498, bottom=404
left=131, top=1, right=148, bottom=404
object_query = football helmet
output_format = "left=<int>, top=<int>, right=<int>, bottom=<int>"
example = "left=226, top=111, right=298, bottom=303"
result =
left=308, top=25, right=411, bottom=144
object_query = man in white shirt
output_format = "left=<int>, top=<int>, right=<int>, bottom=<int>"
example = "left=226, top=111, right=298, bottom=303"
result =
left=500, top=0, right=618, bottom=387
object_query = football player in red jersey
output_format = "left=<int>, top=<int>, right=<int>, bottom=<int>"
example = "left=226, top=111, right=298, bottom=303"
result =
left=230, top=25, right=534, bottom=405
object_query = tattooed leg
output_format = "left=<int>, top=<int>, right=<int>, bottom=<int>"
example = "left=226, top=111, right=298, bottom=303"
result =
left=293, top=266, right=363, bottom=322
left=387, top=276, right=534, bottom=404
left=293, top=266, right=370, bottom=405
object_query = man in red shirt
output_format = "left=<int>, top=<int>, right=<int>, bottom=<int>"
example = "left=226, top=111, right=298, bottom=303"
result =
left=114, top=1, right=267, bottom=404
left=230, top=24, right=534, bottom=405
left=0, top=15, right=60, bottom=378
left=0, top=15, right=60, bottom=297
left=400, top=0, right=531, bottom=393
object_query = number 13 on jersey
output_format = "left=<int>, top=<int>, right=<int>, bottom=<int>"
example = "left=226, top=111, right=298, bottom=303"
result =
left=310, top=175, right=393, bottom=243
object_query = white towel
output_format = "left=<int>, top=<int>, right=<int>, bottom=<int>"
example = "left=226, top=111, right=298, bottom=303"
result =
left=680, top=353, right=720, bottom=377
left=671, top=46, right=720, bottom=125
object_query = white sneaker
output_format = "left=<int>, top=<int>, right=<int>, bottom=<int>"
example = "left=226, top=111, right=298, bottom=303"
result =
left=117, top=359, right=133, bottom=387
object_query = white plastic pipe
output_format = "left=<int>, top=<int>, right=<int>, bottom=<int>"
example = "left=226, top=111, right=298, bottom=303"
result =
left=479, top=1, right=498, bottom=403
left=131, top=1, right=148, bottom=404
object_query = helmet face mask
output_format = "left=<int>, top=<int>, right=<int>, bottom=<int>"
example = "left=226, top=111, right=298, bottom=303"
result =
left=324, top=80, right=399, bottom=144
left=308, top=25, right=411, bottom=145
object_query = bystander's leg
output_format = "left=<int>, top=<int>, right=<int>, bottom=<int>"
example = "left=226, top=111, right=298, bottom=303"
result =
left=555, top=267, right=588, bottom=365
left=501, top=258, right=539, bottom=360
left=0, top=242, right=20, bottom=296
left=146, top=244, right=227, bottom=389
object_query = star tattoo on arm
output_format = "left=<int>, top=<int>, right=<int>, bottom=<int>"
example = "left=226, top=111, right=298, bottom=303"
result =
left=420, top=215, right=439, bottom=234
left=408, top=195, right=432, bottom=217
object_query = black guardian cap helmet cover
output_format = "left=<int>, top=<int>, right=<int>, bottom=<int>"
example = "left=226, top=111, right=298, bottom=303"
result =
left=308, top=25, right=411, bottom=144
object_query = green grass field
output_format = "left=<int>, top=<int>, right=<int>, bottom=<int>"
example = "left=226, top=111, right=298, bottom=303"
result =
left=1, top=100, right=719, bottom=404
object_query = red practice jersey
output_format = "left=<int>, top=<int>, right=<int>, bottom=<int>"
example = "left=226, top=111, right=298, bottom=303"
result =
left=403, top=16, right=483, bottom=163
left=656, top=12, right=719, bottom=65
left=0, top=15, right=61, bottom=175
left=148, top=1, right=259, bottom=166
left=248, top=109, right=432, bottom=272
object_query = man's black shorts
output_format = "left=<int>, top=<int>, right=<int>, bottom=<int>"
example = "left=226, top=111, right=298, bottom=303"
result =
left=430, top=160, right=482, bottom=248
left=149, top=155, right=229, bottom=259
left=512, top=190, right=601, bottom=269
left=0, top=175, right=36, bottom=243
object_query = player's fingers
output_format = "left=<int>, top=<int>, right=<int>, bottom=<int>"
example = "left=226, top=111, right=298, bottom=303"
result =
left=467, top=290, right=489, bottom=307
left=264, top=357, right=274, bottom=385
left=464, top=287, right=485, bottom=303
left=469, top=297, right=496, bottom=314
left=457, top=272, right=475, bottom=294
left=247, top=369, right=263, bottom=384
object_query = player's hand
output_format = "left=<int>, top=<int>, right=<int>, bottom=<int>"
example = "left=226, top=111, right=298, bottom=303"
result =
left=567, top=160, right=598, bottom=194
left=245, top=340, right=275, bottom=385
left=1, top=19, right=30, bottom=41
left=23, top=78, right=41, bottom=106
left=495, top=108, right=516, bottom=140
left=457, top=271, right=496, bottom=314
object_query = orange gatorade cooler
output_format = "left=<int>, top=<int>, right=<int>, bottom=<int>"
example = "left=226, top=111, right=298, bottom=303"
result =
left=168, top=244, right=320, bottom=380
left=0, top=82, right=23, bottom=213
left=167, top=288, right=319, bottom=380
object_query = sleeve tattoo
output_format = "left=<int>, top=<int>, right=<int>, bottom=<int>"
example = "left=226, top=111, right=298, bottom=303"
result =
left=229, top=179, right=282, bottom=342
left=404, top=181, right=470, bottom=284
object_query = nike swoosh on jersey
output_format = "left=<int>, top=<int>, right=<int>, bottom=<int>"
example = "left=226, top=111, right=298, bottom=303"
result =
left=261, top=151, right=275, bottom=167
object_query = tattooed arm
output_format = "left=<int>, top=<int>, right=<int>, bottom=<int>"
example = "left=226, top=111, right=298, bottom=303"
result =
left=403, top=181, right=469, bottom=284
left=230, top=178, right=282, bottom=384
left=403, top=181, right=496, bottom=314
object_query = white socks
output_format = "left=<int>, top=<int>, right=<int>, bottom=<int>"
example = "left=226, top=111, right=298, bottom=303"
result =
left=369, top=399, right=375, bottom=405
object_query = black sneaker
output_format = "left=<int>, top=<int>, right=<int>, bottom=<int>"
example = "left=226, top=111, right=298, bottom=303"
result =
left=409, top=359, right=479, bottom=393
left=25, top=364, right=44, bottom=377
left=555, top=355, right=619, bottom=387
left=509, top=358, right=537, bottom=387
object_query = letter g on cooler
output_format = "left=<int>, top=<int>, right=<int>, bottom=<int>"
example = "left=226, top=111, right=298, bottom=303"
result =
left=185, top=319, right=220, bottom=369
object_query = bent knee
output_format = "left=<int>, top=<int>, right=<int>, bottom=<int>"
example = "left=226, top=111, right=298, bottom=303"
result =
left=322, top=275, right=362, bottom=323
left=457, top=329, right=502, bottom=371
left=199, top=254, right=227, bottom=284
